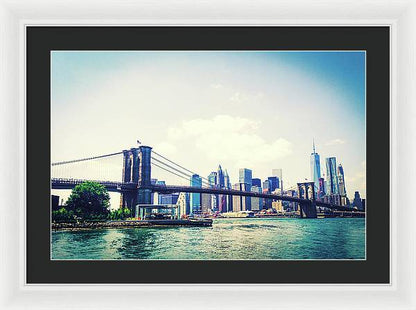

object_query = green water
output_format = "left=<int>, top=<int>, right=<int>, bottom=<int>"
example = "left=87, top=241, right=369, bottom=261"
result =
left=51, top=218, right=365, bottom=260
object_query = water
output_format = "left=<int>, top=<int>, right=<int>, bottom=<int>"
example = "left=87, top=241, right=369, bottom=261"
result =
left=51, top=218, right=365, bottom=260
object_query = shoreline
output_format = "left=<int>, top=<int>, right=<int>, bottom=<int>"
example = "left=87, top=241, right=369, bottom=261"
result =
left=52, top=219, right=213, bottom=231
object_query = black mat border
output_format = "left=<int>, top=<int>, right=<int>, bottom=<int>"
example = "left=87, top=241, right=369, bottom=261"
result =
left=27, top=26, right=390, bottom=284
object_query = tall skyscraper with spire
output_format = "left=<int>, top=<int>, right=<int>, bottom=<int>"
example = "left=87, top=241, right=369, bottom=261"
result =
left=310, top=140, right=321, bottom=193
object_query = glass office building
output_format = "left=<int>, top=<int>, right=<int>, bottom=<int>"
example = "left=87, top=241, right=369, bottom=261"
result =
left=325, top=157, right=339, bottom=195
left=310, top=141, right=321, bottom=193
left=190, top=174, right=202, bottom=213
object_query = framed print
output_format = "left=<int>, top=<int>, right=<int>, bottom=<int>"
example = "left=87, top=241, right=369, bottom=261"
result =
left=1, top=0, right=416, bottom=309
left=26, top=26, right=388, bottom=283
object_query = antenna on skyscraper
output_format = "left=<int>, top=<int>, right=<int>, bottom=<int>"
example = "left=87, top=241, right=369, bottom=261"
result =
left=313, top=138, right=316, bottom=153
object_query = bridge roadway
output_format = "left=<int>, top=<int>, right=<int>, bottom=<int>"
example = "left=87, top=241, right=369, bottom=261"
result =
left=51, top=178, right=355, bottom=211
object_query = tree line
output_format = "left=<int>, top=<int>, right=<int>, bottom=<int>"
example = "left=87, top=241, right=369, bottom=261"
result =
left=52, top=181, right=132, bottom=222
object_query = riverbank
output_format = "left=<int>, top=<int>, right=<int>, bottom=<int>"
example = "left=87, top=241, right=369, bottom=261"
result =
left=52, top=219, right=213, bottom=231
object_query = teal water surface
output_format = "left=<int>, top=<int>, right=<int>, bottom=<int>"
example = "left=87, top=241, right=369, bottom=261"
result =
left=51, top=218, right=365, bottom=260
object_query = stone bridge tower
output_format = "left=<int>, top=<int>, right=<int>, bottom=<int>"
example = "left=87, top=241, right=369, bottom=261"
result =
left=120, top=146, right=152, bottom=212
left=297, top=181, right=317, bottom=218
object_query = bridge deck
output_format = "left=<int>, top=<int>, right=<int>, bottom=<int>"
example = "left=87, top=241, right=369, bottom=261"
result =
left=51, top=178, right=355, bottom=211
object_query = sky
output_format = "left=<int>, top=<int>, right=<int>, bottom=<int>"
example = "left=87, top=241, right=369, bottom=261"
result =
left=51, top=51, right=366, bottom=207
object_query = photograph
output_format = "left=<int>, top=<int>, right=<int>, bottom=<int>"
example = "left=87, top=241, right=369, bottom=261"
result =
left=50, top=50, right=366, bottom=261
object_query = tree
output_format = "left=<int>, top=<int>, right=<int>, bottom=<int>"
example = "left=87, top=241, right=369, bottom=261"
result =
left=66, top=181, right=110, bottom=220
left=108, top=207, right=131, bottom=220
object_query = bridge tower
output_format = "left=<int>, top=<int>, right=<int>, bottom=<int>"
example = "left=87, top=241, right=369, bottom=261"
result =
left=297, top=182, right=317, bottom=218
left=119, top=146, right=152, bottom=213
left=137, top=145, right=152, bottom=205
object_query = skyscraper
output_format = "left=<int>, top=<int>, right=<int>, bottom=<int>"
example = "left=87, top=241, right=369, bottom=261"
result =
left=224, top=169, right=231, bottom=189
left=310, top=140, right=321, bottom=193
left=190, top=174, right=202, bottom=214
left=318, top=177, right=325, bottom=198
left=267, top=176, right=279, bottom=192
left=353, top=191, right=363, bottom=210
left=217, top=165, right=225, bottom=188
left=251, top=185, right=263, bottom=211
left=208, top=171, right=217, bottom=187
left=176, top=192, right=190, bottom=217
left=272, top=168, right=283, bottom=189
left=239, top=168, right=252, bottom=186
left=252, top=178, right=262, bottom=188
left=239, top=168, right=252, bottom=210
left=207, top=171, right=218, bottom=211
left=232, top=183, right=250, bottom=211
left=325, top=157, right=339, bottom=195
left=337, top=164, right=347, bottom=196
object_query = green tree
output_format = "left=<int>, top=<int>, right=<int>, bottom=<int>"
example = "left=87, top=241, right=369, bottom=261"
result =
left=66, top=181, right=110, bottom=220
left=108, top=207, right=131, bottom=220
left=52, top=207, right=75, bottom=222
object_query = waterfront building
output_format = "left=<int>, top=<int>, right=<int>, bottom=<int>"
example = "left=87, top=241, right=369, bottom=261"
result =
left=252, top=178, right=262, bottom=188
left=310, top=140, right=321, bottom=193
left=272, top=200, right=284, bottom=212
left=190, top=174, right=202, bottom=214
left=285, top=189, right=298, bottom=211
left=325, top=157, right=339, bottom=195
left=201, top=194, right=212, bottom=213
left=262, top=187, right=272, bottom=209
left=353, top=191, right=363, bottom=210
left=272, top=168, right=283, bottom=189
left=267, top=176, right=279, bottom=192
left=158, top=193, right=179, bottom=205
left=176, top=192, right=190, bottom=217
left=238, top=168, right=252, bottom=210
left=251, top=185, right=263, bottom=211
left=232, top=183, right=250, bottom=211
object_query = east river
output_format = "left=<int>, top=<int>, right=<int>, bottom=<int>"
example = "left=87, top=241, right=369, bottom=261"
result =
left=51, top=217, right=365, bottom=260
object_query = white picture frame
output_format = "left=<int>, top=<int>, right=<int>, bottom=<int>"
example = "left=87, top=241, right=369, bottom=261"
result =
left=0, top=0, right=414, bottom=309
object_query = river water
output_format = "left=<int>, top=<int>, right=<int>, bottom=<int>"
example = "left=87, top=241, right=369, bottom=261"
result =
left=51, top=217, right=365, bottom=260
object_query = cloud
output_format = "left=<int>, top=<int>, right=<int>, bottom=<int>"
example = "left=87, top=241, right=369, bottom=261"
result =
left=210, top=83, right=223, bottom=89
left=164, top=115, right=292, bottom=169
left=325, top=138, right=346, bottom=146
left=229, top=92, right=245, bottom=104
left=155, top=141, right=177, bottom=155
left=344, top=161, right=366, bottom=198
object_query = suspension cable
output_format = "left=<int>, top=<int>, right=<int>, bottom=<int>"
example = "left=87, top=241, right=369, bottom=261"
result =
left=52, top=151, right=123, bottom=166
left=152, top=150, right=209, bottom=181
left=151, top=161, right=211, bottom=187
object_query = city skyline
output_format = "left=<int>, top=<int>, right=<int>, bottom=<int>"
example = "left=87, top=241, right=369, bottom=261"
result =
left=52, top=51, right=366, bottom=202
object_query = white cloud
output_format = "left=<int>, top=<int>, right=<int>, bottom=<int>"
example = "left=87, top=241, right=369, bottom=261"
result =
left=229, top=92, right=245, bottom=104
left=210, top=83, right=223, bottom=89
left=155, top=141, right=177, bottom=155
left=325, top=138, right=346, bottom=146
left=163, top=115, right=292, bottom=171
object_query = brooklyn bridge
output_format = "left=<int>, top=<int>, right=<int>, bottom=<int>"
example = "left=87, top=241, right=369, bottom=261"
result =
left=51, top=145, right=356, bottom=218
